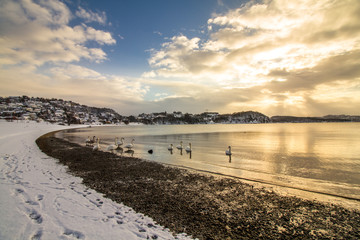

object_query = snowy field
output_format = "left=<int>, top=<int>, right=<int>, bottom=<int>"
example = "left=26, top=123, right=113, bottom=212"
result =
left=0, top=120, right=193, bottom=240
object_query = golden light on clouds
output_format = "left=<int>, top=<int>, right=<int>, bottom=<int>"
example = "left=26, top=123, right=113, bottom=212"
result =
left=144, top=0, right=360, bottom=116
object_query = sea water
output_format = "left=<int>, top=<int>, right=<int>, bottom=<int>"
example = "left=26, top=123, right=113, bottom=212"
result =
left=57, top=122, right=360, bottom=205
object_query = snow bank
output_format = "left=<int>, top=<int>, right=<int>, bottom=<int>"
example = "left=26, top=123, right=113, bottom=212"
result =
left=0, top=120, right=193, bottom=240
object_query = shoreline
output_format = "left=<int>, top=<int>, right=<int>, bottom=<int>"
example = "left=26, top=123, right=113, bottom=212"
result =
left=36, top=132, right=360, bottom=239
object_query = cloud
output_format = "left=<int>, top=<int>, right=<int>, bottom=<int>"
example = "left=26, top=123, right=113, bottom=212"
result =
left=75, top=6, right=107, bottom=24
left=0, top=62, right=149, bottom=115
left=85, top=26, right=116, bottom=45
left=48, top=65, right=148, bottom=103
left=0, top=0, right=144, bottom=115
left=267, top=50, right=360, bottom=93
left=140, top=78, right=257, bottom=114
left=217, top=0, right=224, bottom=7
left=144, top=0, right=360, bottom=116
left=153, top=31, right=163, bottom=36
left=140, top=77, right=358, bottom=116
left=0, top=0, right=115, bottom=67
left=50, top=64, right=104, bottom=80
left=147, top=0, right=360, bottom=84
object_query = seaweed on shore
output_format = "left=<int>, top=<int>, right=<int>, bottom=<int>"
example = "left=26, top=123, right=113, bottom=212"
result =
left=36, top=135, right=360, bottom=240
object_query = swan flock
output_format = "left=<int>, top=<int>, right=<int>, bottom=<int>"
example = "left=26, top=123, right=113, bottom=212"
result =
left=86, top=137, right=233, bottom=158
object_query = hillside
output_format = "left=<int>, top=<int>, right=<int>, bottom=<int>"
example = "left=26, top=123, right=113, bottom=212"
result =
left=0, top=96, right=122, bottom=125
left=2, top=96, right=358, bottom=125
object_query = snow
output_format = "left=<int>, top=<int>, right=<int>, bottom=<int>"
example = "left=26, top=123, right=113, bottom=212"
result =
left=0, top=120, right=193, bottom=240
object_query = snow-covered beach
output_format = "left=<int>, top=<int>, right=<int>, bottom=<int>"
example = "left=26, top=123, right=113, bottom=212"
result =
left=0, top=120, right=192, bottom=240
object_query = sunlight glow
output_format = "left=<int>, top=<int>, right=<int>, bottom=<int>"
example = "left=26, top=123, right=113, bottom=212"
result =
left=285, top=95, right=305, bottom=105
left=260, top=98, right=279, bottom=106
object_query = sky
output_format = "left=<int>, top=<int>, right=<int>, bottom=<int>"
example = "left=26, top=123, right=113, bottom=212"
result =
left=1, top=0, right=360, bottom=116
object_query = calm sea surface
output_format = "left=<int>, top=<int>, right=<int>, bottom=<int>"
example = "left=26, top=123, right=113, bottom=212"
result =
left=57, top=122, right=360, bottom=204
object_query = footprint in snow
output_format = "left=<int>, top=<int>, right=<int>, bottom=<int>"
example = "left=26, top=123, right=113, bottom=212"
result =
left=15, top=188, right=24, bottom=194
left=31, top=229, right=43, bottom=240
left=25, top=200, right=39, bottom=206
left=29, top=209, right=43, bottom=224
left=63, top=229, right=85, bottom=239
left=37, top=194, right=44, bottom=201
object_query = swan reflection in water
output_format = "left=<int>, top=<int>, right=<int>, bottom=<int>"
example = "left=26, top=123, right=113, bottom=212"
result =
left=185, top=143, right=192, bottom=159
left=168, top=144, right=173, bottom=155
left=124, top=149, right=134, bottom=157
left=188, top=151, right=192, bottom=159
left=113, top=147, right=134, bottom=157
left=226, top=146, right=232, bottom=163
left=115, top=147, right=123, bottom=155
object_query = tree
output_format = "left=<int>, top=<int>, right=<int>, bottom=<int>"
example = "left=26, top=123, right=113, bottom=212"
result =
left=128, top=115, right=137, bottom=122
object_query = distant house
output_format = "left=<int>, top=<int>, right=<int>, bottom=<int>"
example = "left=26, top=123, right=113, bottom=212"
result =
left=173, top=111, right=183, bottom=118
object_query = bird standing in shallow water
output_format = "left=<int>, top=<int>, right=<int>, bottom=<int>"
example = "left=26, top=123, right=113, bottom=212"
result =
left=185, top=143, right=192, bottom=153
left=86, top=136, right=96, bottom=146
left=116, top=137, right=124, bottom=149
left=93, top=138, right=100, bottom=151
left=176, top=141, right=183, bottom=150
left=125, top=139, right=135, bottom=149
left=226, top=146, right=232, bottom=156
left=107, top=137, right=118, bottom=151
left=85, top=136, right=91, bottom=146
left=168, top=144, right=173, bottom=154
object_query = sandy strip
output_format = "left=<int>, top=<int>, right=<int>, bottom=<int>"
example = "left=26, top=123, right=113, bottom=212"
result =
left=37, top=131, right=360, bottom=240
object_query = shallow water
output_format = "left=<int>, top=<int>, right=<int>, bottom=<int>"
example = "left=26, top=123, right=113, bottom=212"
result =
left=57, top=122, right=360, bottom=204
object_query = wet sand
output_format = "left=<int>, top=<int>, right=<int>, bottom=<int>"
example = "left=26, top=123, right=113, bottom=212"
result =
left=36, top=133, right=360, bottom=240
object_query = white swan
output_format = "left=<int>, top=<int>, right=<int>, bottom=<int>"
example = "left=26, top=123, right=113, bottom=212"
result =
left=107, top=137, right=118, bottom=151
left=225, top=146, right=232, bottom=155
left=185, top=143, right=192, bottom=153
left=92, top=138, right=100, bottom=151
left=85, top=136, right=91, bottom=146
left=86, top=136, right=96, bottom=146
left=117, top=137, right=124, bottom=148
left=168, top=144, right=173, bottom=150
left=176, top=141, right=183, bottom=150
left=125, top=139, right=135, bottom=149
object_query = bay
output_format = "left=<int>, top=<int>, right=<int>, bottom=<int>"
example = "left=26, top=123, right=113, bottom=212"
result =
left=57, top=122, right=360, bottom=206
